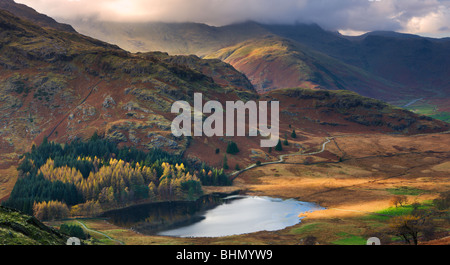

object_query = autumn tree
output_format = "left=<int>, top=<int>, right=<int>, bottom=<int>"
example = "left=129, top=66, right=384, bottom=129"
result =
left=389, top=215, right=424, bottom=245
left=5, top=136, right=215, bottom=215
left=390, top=195, right=408, bottom=208
left=33, top=200, right=69, bottom=221
left=148, top=182, right=157, bottom=201
left=69, top=200, right=102, bottom=217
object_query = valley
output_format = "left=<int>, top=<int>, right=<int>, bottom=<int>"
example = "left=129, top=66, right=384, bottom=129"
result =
left=63, top=18, right=450, bottom=119
left=47, top=131, right=450, bottom=245
left=0, top=0, right=449, bottom=246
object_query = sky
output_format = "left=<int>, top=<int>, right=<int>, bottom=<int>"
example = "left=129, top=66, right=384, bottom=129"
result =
left=15, top=0, right=450, bottom=38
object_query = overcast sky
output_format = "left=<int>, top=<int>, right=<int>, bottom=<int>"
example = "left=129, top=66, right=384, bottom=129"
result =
left=15, top=0, right=450, bottom=37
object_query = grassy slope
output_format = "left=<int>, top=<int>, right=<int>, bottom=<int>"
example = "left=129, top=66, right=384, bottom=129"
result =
left=264, top=24, right=450, bottom=93
left=0, top=206, right=68, bottom=245
left=0, top=0, right=75, bottom=32
left=267, top=87, right=449, bottom=135
left=63, top=20, right=450, bottom=102
left=0, top=9, right=255, bottom=200
left=0, top=7, right=448, bottom=246
left=50, top=133, right=450, bottom=245
left=205, top=35, right=407, bottom=101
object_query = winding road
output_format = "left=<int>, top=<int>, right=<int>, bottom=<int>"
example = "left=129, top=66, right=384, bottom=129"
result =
left=230, top=137, right=333, bottom=180
left=75, top=220, right=124, bottom=245
left=402, top=98, right=424, bottom=108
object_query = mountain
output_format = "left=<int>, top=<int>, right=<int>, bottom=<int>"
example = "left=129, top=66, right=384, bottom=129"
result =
left=205, top=35, right=405, bottom=100
left=268, top=24, right=450, bottom=94
left=0, top=206, right=68, bottom=245
left=64, top=19, right=450, bottom=93
left=0, top=8, right=254, bottom=200
left=249, top=24, right=450, bottom=117
left=64, top=19, right=450, bottom=117
left=0, top=0, right=76, bottom=32
left=64, top=19, right=269, bottom=56
left=0, top=5, right=448, bottom=205
left=0, top=3, right=448, bottom=245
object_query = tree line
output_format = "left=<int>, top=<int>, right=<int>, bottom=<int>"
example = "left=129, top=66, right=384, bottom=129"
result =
left=3, top=135, right=231, bottom=219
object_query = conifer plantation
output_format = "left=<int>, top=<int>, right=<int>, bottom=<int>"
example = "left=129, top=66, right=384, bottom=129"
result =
left=3, top=135, right=231, bottom=219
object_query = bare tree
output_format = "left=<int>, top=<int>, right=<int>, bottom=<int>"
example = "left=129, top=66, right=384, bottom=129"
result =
left=390, top=195, right=408, bottom=208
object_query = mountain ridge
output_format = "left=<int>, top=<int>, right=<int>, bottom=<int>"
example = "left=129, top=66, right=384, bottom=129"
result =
left=0, top=0, right=76, bottom=33
left=61, top=18, right=450, bottom=109
left=0, top=3, right=448, bottom=208
left=205, top=34, right=407, bottom=100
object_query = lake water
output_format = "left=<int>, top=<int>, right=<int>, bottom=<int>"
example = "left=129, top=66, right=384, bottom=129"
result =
left=101, top=195, right=323, bottom=238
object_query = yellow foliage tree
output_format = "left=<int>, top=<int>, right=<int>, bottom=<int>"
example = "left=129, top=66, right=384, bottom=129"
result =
left=33, top=200, right=69, bottom=221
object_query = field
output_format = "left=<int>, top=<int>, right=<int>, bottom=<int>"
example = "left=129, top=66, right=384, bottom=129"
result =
left=395, top=98, right=450, bottom=123
left=50, top=132, right=450, bottom=245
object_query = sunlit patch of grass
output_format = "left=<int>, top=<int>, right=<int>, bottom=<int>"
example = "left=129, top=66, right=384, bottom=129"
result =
left=386, top=186, right=429, bottom=196
left=430, top=112, right=450, bottom=123
left=290, top=222, right=326, bottom=234
left=375, top=203, right=432, bottom=217
left=404, top=101, right=450, bottom=122
left=361, top=214, right=391, bottom=222
left=331, top=232, right=367, bottom=245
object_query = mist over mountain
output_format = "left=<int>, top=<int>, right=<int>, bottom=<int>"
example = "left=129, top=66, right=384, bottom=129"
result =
left=2, top=0, right=450, bottom=118
left=60, top=18, right=450, bottom=111
left=6, top=1, right=449, bottom=110
left=0, top=0, right=75, bottom=32
left=0, top=1, right=449, bottom=246
left=14, top=0, right=450, bottom=38
left=1, top=2, right=447, bottom=203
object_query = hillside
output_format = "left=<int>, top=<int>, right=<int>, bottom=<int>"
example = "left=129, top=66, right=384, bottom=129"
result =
left=0, top=7, right=447, bottom=204
left=205, top=35, right=405, bottom=100
left=62, top=19, right=450, bottom=119
left=0, top=8, right=254, bottom=201
left=64, top=19, right=450, bottom=95
left=248, top=24, right=450, bottom=116
left=0, top=6, right=448, bottom=245
left=64, top=19, right=269, bottom=56
left=266, top=24, right=450, bottom=93
left=0, top=3, right=447, bottom=209
left=0, top=206, right=68, bottom=245
left=0, top=0, right=76, bottom=32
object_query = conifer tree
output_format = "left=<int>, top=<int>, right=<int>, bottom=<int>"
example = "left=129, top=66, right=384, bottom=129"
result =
left=223, top=154, right=229, bottom=170
left=275, top=139, right=283, bottom=151
left=284, top=133, right=289, bottom=146
left=226, top=141, right=240, bottom=154
left=291, top=129, right=297, bottom=138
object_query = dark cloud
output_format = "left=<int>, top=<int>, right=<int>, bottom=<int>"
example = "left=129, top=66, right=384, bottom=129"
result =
left=15, top=0, right=450, bottom=37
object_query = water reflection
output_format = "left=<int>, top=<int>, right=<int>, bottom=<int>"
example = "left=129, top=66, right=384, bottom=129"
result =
left=102, top=195, right=323, bottom=238
left=101, top=195, right=223, bottom=234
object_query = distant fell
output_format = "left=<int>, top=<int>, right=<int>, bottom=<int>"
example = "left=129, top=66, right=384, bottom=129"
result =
left=63, top=19, right=450, bottom=103
left=205, top=35, right=406, bottom=101
left=0, top=0, right=76, bottom=32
